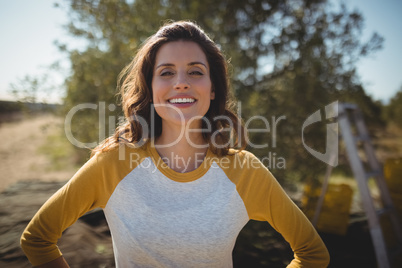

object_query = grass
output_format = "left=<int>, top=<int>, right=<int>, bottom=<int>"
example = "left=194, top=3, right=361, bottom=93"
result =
left=373, top=122, right=402, bottom=161
left=34, top=114, right=81, bottom=173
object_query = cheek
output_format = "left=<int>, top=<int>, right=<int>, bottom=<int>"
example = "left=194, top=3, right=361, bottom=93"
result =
left=152, top=80, right=168, bottom=102
left=203, top=81, right=213, bottom=98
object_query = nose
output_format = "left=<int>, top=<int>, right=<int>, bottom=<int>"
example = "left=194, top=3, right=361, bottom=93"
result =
left=174, top=73, right=189, bottom=90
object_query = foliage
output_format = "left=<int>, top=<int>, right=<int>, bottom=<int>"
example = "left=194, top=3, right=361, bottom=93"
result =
left=0, top=100, right=23, bottom=114
left=59, top=0, right=384, bottom=182
left=9, top=75, right=49, bottom=104
left=384, top=85, right=402, bottom=128
left=236, top=1, right=384, bottom=181
left=38, top=132, right=78, bottom=170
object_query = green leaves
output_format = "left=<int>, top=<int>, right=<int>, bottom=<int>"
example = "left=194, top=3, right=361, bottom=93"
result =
left=61, top=0, right=384, bottom=178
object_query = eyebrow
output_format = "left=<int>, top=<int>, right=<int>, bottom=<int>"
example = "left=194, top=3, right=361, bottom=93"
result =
left=155, top=61, right=208, bottom=70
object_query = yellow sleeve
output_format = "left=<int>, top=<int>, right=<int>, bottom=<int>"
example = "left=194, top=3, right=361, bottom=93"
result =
left=20, top=148, right=131, bottom=266
left=222, top=151, right=330, bottom=267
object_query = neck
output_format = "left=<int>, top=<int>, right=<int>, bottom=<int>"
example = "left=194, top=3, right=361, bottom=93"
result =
left=154, top=123, right=208, bottom=173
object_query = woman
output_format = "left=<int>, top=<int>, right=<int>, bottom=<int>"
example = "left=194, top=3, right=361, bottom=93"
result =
left=21, top=21, right=329, bottom=267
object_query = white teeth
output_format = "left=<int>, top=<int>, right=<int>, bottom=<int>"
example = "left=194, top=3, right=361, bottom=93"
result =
left=168, top=98, right=195, bottom=104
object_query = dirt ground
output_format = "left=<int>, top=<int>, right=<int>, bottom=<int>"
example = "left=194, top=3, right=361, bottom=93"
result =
left=0, top=113, right=113, bottom=267
left=0, top=114, right=76, bottom=192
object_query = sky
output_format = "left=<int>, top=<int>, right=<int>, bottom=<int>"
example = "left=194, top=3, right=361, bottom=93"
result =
left=0, top=0, right=401, bottom=104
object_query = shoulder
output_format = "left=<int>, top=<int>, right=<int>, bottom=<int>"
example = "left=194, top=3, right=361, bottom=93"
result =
left=80, top=144, right=149, bottom=179
left=70, top=143, right=151, bottom=191
left=212, top=149, right=266, bottom=171
left=89, top=142, right=151, bottom=170
left=208, top=149, right=272, bottom=186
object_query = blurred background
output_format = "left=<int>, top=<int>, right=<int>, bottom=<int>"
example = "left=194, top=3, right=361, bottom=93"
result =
left=1, top=0, right=401, bottom=267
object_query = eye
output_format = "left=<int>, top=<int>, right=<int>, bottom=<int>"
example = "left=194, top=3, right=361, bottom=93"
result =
left=161, top=71, right=174, bottom=76
left=189, top=70, right=203, bottom=76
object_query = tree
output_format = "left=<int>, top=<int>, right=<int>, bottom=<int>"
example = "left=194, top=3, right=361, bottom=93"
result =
left=9, top=74, right=48, bottom=104
left=384, top=85, right=402, bottom=128
left=235, top=1, right=384, bottom=182
left=59, top=0, right=383, bottom=180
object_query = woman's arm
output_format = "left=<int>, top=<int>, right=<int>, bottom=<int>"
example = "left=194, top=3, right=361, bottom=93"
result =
left=230, top=152, right=330, bottom=267
left=258, top=173, right=330, bottom=267
left=264, top=176, right=330, bottom=267
left=20, top=152, right=112, bottom=266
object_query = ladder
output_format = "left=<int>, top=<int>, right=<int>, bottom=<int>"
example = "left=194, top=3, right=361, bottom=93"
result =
left=313, top=102, right=402, bottom=268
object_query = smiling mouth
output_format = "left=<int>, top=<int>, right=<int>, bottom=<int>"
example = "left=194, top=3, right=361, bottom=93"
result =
left=168, top=98, right=196, bottom=104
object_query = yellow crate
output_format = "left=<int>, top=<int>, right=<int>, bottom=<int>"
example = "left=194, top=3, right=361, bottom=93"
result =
left=384, top=158, right=402, bottom=193
left=302, top=183, right=353, bottom=236
left=316, top=212, right=350, bottom=236
left=381, top=158, right=402, bottom=251
left=383, top=158, right=402, bottom=219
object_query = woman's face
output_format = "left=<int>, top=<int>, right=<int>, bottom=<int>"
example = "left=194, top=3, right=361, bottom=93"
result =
left=152, top=41, right=215, bottom=129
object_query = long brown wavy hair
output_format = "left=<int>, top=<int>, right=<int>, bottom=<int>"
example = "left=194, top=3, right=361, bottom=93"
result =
left=92, top=21, right=247, bottom=156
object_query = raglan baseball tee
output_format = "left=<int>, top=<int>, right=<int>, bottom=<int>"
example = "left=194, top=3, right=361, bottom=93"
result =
left=20, top=140, right=330, bottom=267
